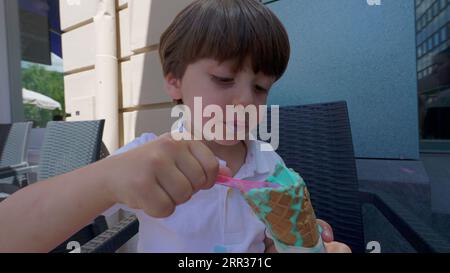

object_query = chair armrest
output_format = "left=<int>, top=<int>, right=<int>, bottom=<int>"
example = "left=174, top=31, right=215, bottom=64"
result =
left=0, top=162, right=29, bottom=178
left=0, top=165, right=38, bottom=181
left=0, top=162, right=28, bottom=172
left=359, top=189, right=450, bottom=253
left=81, top=214, right=139, bottom=253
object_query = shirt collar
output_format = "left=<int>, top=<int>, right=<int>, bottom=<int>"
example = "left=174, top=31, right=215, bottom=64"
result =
left=221, top=140, right=272, bottom=179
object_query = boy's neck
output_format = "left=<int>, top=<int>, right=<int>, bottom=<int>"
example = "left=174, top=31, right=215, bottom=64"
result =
left=203, top=140, right=247, bottom=177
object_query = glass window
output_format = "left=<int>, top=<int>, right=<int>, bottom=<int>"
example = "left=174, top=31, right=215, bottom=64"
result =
left=427, top=8, right=433, bottom=22
left=421, top=45, right=450, bottom=141
left=441, top=26, right=447, bottom=41
left=434, top=31, right=441, bottom=46
left=428, top=37, right=434, bottom=50
left=433, top=2, right=439, bottom=16
left=441, top=0, right=447, bottom=9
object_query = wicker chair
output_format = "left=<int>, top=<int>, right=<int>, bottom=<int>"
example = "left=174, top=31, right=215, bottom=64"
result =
left=0, top=122, right=33, bottom=195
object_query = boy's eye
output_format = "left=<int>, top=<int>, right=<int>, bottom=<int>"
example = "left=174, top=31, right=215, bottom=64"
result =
left=254, top=85, right=269, bottom=94
left=211, top=75, right=234, bottom=85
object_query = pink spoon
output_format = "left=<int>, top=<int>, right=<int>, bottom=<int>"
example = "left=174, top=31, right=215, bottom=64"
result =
left=216, top=175, right=281, bottom=192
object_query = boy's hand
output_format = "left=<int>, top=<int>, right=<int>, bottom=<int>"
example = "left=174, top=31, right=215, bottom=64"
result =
left=104, top=133, right=230, bottom=218
left=317, top=219, right=352, bottom=253
left=265, top=219, right=352, bottom=253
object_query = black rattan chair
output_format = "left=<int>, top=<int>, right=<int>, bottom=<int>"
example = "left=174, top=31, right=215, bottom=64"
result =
left=269, top=101, right=449, bottom=253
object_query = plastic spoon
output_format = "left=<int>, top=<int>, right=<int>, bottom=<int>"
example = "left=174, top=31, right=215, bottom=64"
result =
left=216, top=175, right=281, bottom=192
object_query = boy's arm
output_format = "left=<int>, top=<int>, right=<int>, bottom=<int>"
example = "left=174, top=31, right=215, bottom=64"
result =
left=0, top=133, right=229, bottom=253
left=0, top=159, right=115, bottom=253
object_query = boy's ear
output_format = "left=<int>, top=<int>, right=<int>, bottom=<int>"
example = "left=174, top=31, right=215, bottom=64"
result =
left=164, top=73, right=182, bottom=100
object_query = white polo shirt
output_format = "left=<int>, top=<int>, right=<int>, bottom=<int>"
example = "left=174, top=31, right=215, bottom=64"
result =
left=102, top=132, right=285, bottom=253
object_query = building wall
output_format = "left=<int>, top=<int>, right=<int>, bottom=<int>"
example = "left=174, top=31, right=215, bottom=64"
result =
left=415, top=0, right=450, bottom=144
left=60, top=0, right=193, bottom=149
left=416, top=0, right=450, bottom=80
left=0, top=0, right=12, bottom=123
left=268, top=0, right=420, bottom=159
left=0, top=0, right=24, bottom=123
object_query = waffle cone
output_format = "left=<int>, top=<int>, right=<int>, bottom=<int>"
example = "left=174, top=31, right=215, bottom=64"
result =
left=246, top=185, right=320, bottom=248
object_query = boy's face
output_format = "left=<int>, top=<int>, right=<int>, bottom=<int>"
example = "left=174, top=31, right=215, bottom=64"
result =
left=165, top=58, right=276, bottom=146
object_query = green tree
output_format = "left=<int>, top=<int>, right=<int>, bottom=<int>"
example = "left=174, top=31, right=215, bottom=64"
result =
left=21, top=65, right=65, bottom=128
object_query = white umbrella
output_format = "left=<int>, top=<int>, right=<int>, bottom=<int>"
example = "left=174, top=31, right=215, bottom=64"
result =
left=22, top=88, right=62, bottom=110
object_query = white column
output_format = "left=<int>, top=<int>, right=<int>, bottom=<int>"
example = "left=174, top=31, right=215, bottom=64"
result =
left=0, top=0, right=24, bottom=124
left=94, top=0, right=119, bottom=152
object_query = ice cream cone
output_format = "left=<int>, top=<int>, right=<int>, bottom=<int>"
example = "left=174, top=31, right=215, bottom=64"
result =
left=244, top=163, right=321, bottom=248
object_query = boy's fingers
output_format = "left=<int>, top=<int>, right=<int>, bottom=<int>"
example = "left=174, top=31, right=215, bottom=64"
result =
left=141, top=182, right=176, bottom=218
left=187, top=141, right=220, bottom=189
left=156, top=166, right=194, bottom=205
left=324, top=242, right=352, bottom=253
left=317, top=219, right=334, bottom=242
left=174, top=151, right=208, bottom=192
left=218, top=166, right=232, bottom=177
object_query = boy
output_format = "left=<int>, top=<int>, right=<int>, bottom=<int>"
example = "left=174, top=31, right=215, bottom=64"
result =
left=0, top=0, right=349, bottom=253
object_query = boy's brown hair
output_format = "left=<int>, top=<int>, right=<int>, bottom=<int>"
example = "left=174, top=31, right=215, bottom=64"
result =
left=159, top=0, right=290, bottom=81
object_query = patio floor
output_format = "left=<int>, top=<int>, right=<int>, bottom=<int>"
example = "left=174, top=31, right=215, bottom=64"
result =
left=357, top=154, right=450, bottom=252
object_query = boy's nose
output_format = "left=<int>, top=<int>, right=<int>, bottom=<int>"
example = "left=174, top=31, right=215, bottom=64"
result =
left=231, top=87, right=254, bottom=107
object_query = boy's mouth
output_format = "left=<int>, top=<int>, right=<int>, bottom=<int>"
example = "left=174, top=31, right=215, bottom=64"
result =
left=223, top=120, right=247, bottom=131
left=234, top=120, right=247, bottom=128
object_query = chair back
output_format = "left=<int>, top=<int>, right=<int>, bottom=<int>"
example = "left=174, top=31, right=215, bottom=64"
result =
left=263, top=101, right=365, bottom=252
left=37, top=120, right=105, bottom=181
